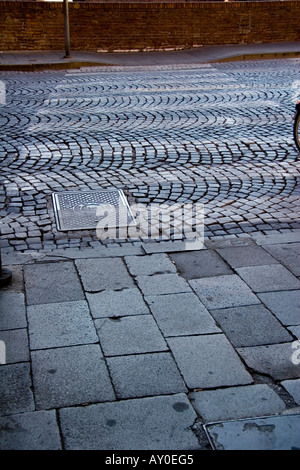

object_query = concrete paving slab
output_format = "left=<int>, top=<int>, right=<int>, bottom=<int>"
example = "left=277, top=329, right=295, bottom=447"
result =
left=135, top=273, right=191, bottom=296
left=0, top=292, right=27, bottom=330
left=86, top=287, right=149, bottom=318
left=236, top=265, right=300, bottom=293
left=95, top=315, right=168, bottom=356
left=257, top=290, right=300, bottom=326
left=190, top=384, right=286, bottom=422
left=210, top=305, right=293, bottom=347
left=59, top=393, right=200, bottom=450
left=205, top=414, right=300, bottom=450
left=27, top=300, right=98, bottom=349
left=24, top=262, right=84, bottom=305
left=0, top=363, right=34, bottom=416
left=216, top=245, right=280, bottom=268
left=167, top=334, right=252, bottom=389
left=31, top=344, right=115, bottom=410
left=0, top=410, right=62, bottom=450
left=146, top=292, right=220, bottom=337
left=107, top=352, right=187, bottom=399
left=125, top=253, right=177, bottom=276
left=75, top=257, right=135, bottom=292
left=237, top=343, right=300, bottom=380
left=189, top=274, right=260, bottom=309
left=281, top=379, right=300, bottom=405
left=263, top=243, right=300, bottom=276
left=0, top=329, right=29, bottom=364
left=169, top=250, right=233, bottom=280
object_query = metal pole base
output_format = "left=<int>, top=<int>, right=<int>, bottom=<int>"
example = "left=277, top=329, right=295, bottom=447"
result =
left=0, top=268, right=12, bottom=288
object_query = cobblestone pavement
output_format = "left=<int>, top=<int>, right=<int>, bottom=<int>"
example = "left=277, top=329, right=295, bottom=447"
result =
left=0, top=58, right=300, bottom=252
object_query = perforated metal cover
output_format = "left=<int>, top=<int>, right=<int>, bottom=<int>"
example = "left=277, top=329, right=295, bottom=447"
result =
left=52, top=190, right=135, bottom=231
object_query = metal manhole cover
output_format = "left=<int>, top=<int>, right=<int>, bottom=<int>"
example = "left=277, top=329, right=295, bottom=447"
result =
left=52, top=190, right=135, bottom=232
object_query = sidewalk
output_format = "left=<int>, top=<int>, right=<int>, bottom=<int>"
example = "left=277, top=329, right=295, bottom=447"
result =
left=0, top=230, right=300, bottom=450
left=0, top=42, right=300, bottom=70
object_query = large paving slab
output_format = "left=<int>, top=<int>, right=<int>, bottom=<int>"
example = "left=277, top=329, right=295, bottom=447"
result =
left=95, top=315, right=168, bottom=356
left=0, top=411, right=62, bottom=450
left=125, top=253, right=177, bottom=276
left=145, top=292, right=220, bottom=336
left=24, top=262, right=84, bottom=305
left=106, top=352, right=187, bottom=399
left=205, top=414, right=300, bottom=450
left=167, top=334, right=252, bottom=389
left=236, top=265, right=300, bottom=293
left=215, top=244, right=280, bottom=267
left=31, top=344, right=115, bottom=409
left=0, top=329, right=29, bottom=364
left=86, top=287, right=149, bottom=318
left=189, top=274, right=260, bottom=309
left=135, top=273, right=191, bottom=296
left=0, top=292, right=27, bottom=330
left=59, top=394, right=201, bottom=450
left=27, top=300, right=98, bottom=349
left=257, top=290, right=300, bottom=326
left=169, top=250, right=233, bottom=279
left=210, top=304, right=293, bottom=347
left=0, top=363, right=35, bottom=416
left=190, top=384, right=286, bottom=422
left=263, top=243, right=300, bottom=276
left=75, top=258, right=135, bottom=292
left=281, top=379, right=300, bottom=405
left=237, top=343, right=300, bottom=380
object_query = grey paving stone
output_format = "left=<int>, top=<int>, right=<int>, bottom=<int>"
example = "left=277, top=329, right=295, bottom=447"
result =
left=0, top=363, right=34, bottom=416
left=281, top=379, right=300, bottom=405
left=251, top=231, right=300, bottom=246
left=169, top=249, right=233, bottom=280
left=216, top=245, right=279, bottom=268
left=27, top=300, right=98, bottom=349
left=31, top=344, right=115, bottom=410
left=257, top=290, right=300, bottom=326
left=168, top=334, right=252, bottom=389
left=146, top=292, right=220, bottom=337
left=0, top=410, right=62, bottom=450
left=190, top=384, right=286, bottom=422
left=288, top=325, right=300, bottom=339
left=210, top=305, right=293, bottom=347
left=86, top=287, right=149, bottom=318
left=205, top=414, right=300, bottom=450
left=0, top=292, right=27, bottom=330
left=75, top=257, right=135, bottom=292
left=263, top=243, right=300, bottom=276
left=95, top=315, right=168, bottom=356
left=107, top=352, right=187, bottom=398
left=189, top=274, right=260, bottom=309
left=0, top=329, right=29, bottom=364
left=24, top=262, right=84, bottom=305
left=135, top=273, right=191, bottom=296
left=237, top=343, right=300, bottom=380
left=236, top=265, right=300, bottom=293
left=59, top=393, right=200, bottom=450
left=125, top=253, right=177, bottom=276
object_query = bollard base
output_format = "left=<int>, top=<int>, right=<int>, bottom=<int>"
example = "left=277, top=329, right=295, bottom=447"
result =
left=0, top=268, right=12, bottom=288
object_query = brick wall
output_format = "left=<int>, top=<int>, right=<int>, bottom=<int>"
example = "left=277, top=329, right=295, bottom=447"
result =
left=0, top=1, right=299, bottom=52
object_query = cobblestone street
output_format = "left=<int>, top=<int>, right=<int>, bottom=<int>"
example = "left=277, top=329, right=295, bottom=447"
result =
left=0, top=58, right=299, bottom=252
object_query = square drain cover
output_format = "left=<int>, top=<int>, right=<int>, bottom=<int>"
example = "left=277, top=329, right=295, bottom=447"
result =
left=52, top=190, right=135, bottom=232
